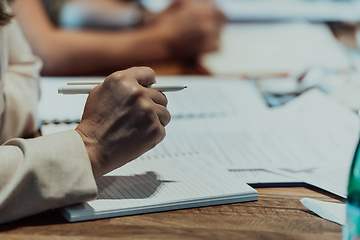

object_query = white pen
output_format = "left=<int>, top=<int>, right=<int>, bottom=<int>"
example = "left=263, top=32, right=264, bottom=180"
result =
left=58, top=83, right=187, bottom=94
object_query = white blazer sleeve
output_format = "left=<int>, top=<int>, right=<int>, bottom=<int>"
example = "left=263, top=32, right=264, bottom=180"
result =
left=0, top=18, right=42, bottom=143
left=0, top=18, right=97, bottom=224
left=0, top=130, right=98, bottom=224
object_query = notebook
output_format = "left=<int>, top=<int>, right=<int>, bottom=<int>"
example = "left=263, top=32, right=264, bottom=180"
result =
left=60, top=153, right=258, bottom=222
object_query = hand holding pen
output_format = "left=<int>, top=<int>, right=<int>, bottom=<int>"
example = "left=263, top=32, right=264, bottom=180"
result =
left=73, top=67, right=174, bottom=178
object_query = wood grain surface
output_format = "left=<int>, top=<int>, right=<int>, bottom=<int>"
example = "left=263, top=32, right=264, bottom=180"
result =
left=0, top=186, right=344, bottom=240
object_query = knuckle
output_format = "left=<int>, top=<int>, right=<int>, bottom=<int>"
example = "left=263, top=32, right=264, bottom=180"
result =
left=123, top=86, right=145, bottom=106
left=150, top=124, right=162, bottom=137
left=139, top=99, right=155, bottom=115
left=141, top=66, right=156, bottom=76
left=133, top=66, right=155, bottom=78
left=129, top=85, right=144, bottom=98
left=131, top=97, right=155, bottom=119
left=148, top=124, right=165, bottom=144
left=103, top=71, right=125, bottom=87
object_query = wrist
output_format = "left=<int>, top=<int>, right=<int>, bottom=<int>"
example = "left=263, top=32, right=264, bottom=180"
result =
left=75, top=125, right=105, bottom=179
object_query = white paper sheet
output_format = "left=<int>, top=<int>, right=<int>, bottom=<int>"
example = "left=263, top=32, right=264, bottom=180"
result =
left=146, top=90, right=358, bottom=170
left=140, top=0, right=360, bottom=22
left=301, top=198, right=346, bottom=225
left=218, top=0, right=360, bottom=22
left=262, top=89, right=357, bottom=197
left=201, top=22, right=350, bottom=78
left=163, top=77, right=267, bottom=118
left=41, top=122, right=78, bottom=136
left=229, top=169, right=302, bottom=185
left=39, top=77, right=90, bottom=123
left=271, top=165, right=350, bottom=198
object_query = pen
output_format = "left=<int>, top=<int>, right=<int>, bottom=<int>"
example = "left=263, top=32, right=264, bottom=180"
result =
left=58, top=83, right=187, bottom=94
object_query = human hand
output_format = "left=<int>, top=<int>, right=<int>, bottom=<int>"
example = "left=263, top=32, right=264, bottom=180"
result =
left=75, top=67, right=171, bottom=178
left=151, top=0, right=225, bottom=58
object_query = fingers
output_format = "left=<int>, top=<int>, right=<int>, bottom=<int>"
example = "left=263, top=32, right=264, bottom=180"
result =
left=147, top=88, right=168, bottom=107
left=138, top=88, right=170, bottom=126
left=127, top=66, right=156, bottom=87
left=135, top=91, right=170, bottom=126
left=156, top=104, right=171, bottom=126
left=125, top=67, right=171, bottom=126
left=124, top=66, right=169, bottom=108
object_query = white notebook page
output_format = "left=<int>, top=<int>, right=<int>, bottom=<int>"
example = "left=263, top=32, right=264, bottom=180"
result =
left=61, top=154, right=257, bottom=222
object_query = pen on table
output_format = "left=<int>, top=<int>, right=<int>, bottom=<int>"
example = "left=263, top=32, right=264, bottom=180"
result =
left=58, top=82, right=187, bottom=94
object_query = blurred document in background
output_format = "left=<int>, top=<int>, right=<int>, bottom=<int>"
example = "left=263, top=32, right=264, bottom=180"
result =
left=201, top=22, right=350, bottom=78
left=218, top=0, right=360, bottom=22
left=140, top=0, right=360, bottom=22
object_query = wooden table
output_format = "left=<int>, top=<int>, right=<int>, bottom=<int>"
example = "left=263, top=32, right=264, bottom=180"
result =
left=0, top=186, right=344, bottom=240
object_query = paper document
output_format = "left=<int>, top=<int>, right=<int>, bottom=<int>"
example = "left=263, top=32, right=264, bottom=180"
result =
left=201, top=22, right=350, bottom=78
left=301, top=198, right=346, bottom=225
left=39, top=77, right=89, bottom=123
left=218, top=0, right=360, bottom=22
left=163, top=77, right=267, bottom=118
left=229, top=169, right=303, bottom=186
left=146, top=89, right=358, bottom=170
left=140, top=0, right=360, bottom=22
left=41, top=122, right=78, bottom=136
left=60, top=153, right=258, bottom=222
left=271, top=165, right=350, bottom=198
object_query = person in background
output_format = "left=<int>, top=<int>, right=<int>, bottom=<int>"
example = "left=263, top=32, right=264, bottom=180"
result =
left=0, top=0, right=170, bottom=224
left=10, top=0, right=225, bottom=76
